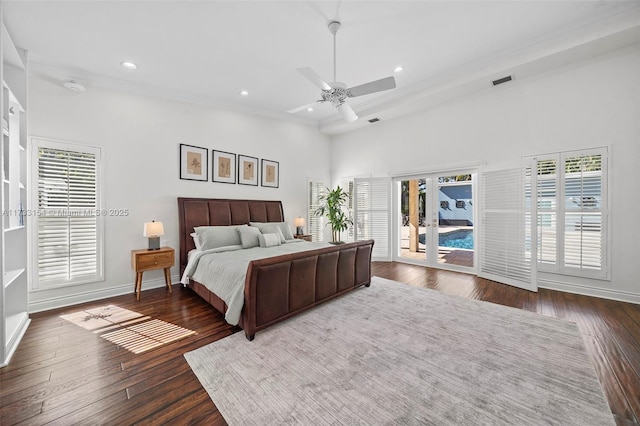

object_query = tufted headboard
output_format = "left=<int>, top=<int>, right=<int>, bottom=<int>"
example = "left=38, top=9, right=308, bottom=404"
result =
left=177, top=198, right=285, bottom=272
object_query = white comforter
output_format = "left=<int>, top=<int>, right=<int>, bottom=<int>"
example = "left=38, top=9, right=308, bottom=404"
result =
left=180, top=240, right=331, bottom=325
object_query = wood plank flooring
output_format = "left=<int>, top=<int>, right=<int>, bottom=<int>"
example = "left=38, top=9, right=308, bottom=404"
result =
left=1, top=262, right=638, bottom=425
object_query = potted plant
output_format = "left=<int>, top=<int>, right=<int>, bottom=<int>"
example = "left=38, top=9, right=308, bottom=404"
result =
left=314, top=186, right=352, bottom=244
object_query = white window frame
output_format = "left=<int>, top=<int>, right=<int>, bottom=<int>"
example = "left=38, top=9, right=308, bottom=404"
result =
left=30, top=137, right=104, bottom=290
left=528, top=147, right=609, bottom=280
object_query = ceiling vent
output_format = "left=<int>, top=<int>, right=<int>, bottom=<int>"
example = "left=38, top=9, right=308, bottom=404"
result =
left=492, top=75, right=513, bottom=86
left=368, top=118, right=380, bottom=123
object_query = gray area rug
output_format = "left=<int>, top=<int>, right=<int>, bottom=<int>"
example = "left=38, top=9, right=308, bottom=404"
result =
left=184, top=276, right=613, bottom=425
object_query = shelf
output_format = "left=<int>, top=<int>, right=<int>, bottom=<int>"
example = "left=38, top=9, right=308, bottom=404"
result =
left=4, top=225, right=25, bottom=233
left=2, top=20, right=29, bottom=368
left=3, top=268, right=26, bottom=288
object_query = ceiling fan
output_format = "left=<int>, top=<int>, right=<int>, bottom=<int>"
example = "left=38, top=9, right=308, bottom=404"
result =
left=288, top=20, right=396, bottom=123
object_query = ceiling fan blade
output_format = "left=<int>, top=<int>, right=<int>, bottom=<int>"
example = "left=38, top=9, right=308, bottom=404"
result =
left=336, top=102, right=358, bottom=122
left=297, top=67, right=332, bottom=91
left=286, top=101, right=321, bottom=114
left=348, top=76, right=396, bottom=97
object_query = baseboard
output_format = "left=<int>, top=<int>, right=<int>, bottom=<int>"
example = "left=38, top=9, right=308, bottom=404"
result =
left=28, top=274, right=181, bottom=313
left=538, top=278, right=640, bottom=305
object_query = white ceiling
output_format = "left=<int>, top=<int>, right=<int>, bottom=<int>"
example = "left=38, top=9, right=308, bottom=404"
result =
left=3, top=1, right=640, bottom=134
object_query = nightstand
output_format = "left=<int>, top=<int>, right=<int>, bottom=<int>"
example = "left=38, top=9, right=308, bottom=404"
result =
left=294, top=234, right=312, bottom=242
left=131, top=246, right=175, bottom=300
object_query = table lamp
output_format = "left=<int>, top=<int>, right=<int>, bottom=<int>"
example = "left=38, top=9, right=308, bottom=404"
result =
left=294, top=217, right=305, bottom=235
left=143, top=221, right=164, bottom=250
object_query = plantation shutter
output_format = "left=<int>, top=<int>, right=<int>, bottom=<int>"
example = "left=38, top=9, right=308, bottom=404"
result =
left=479, top=167, right=536, bottom=291
left=307, top=179, right=324, bottom=242
left=561, top=151, right=606, bottom=275
left=341, top=179, right=355, bottom=243
left=354, top=177, right=391, bottom=261
left=535, top=157, right=558, bottom=267
left=532, top=148, right=607, bottom=278
left=32, top=138, right=103, bottom=288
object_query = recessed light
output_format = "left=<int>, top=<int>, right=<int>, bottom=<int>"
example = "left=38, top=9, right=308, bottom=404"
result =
left=239, top=90, right=249, bottom=96
left=306, top=107, right=314, bottom=112
left=121, top=61, right=138, bottom=70
left=394, top=66, right=404, bottom=73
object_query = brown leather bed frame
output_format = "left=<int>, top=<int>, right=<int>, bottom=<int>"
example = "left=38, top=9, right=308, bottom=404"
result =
left=177, top=197, right=374, bottom=340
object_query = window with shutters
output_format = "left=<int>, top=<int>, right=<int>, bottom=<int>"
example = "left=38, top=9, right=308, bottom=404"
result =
left=531, top=147, right=608, bottom=279
left=31, top=138, right=103, bottom=289
left=308, top=179, right=324, bottom=242
left=354, top=178, right=391, bottom=260
left=341, top=179, right=355, bottom=242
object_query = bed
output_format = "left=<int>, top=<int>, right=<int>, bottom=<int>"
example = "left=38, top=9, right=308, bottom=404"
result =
left=177, top=197, right=374, bottom=340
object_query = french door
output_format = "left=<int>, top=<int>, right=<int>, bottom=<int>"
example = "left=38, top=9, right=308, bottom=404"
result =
left=394, top=173, right=476, bottom=273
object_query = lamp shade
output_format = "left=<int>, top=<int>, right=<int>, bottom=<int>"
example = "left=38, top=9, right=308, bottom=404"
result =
left=143, top=221, right=165, bottom=237
left=294, top=217, right=306, bottom=235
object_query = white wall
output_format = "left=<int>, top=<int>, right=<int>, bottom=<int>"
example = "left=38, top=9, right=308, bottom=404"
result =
left=331, top=45, right=640, bottom=302
left=27, top=76, right=331, bottom=311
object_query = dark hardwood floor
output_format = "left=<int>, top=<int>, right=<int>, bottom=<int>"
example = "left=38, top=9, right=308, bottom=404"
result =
left=1, top=262, right=639, bottom=425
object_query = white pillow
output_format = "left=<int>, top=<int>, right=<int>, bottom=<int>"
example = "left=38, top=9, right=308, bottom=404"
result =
left=237, top=226, right=261, bottom=249
left=258, top=233, right=281, bottom=248
left=250, top=222, right=286, bottom=243
left=190, top=232, right=202, bottom=250
left=249, top=222, right=293, bottom=240
left=194, top=225, right=247, bottom=250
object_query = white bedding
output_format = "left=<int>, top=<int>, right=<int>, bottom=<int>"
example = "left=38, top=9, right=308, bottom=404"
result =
left=181, top=240, right=331, bottom=325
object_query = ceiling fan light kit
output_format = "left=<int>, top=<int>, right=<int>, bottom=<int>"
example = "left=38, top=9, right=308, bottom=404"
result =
left=291, top=19, right=396, bottom=123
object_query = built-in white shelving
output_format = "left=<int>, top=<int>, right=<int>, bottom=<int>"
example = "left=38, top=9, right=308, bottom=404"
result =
left=1, top=11, right=30, bottom=367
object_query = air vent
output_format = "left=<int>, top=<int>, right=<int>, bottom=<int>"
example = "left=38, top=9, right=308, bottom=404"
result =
left=492, top=76, right=513, bottom=86
left=368, top=118, right=380, bottom=123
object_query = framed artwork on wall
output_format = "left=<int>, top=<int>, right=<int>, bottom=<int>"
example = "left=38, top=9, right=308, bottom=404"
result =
left=212, top=150, right=236, bottom=184
left=179, top=144, right=208, bottom=181
left=238, top=154, right=259, bottom=186
left=261, top=159, right=279, bottom=188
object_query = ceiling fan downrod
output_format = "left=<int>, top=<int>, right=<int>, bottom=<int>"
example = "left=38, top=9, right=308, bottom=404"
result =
left=328, top=20, right=341, bottom=83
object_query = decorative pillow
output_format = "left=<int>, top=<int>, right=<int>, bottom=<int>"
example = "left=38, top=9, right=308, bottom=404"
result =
left=194, top=225, right=247, bottom=250
left=190, top=232, right=203, bottom=250
left=258, top=233, right=281, bottom=248
left=237, top=226, right=261, bottom=249
left=250, top=222, right=293, bottom=241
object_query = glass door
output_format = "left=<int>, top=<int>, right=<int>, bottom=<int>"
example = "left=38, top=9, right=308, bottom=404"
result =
left=435, top=174, right=474, bottom=269
left=399, top=179, right=429, bottom=263
left=396, top=173, right=475, bottom=272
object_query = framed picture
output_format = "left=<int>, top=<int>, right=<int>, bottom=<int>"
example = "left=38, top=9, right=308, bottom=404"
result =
left=238, top=154, right=259, bottom=186
left=179, top=144, right=208, bottom=181
left=261, top=159, right=279, bottom=188
left=212, top=150, right=236, bottom=184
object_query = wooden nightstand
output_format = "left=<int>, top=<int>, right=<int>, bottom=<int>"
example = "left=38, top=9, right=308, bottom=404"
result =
left=131, top=246, right=175, bottom=300
left=294, top=234, right=312, bottom=242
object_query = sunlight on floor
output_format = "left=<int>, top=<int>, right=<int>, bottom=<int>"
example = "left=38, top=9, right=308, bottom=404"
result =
left=60, top=305, right=196, bottom=354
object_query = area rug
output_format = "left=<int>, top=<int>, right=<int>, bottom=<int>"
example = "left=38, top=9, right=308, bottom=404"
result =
left=184, top=276, right=613, bottom=426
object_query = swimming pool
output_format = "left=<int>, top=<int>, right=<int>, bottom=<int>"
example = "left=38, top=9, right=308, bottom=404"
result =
left=439, top=229, right=474, bottom=250
left=419, top=229, right=474, bottom=249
